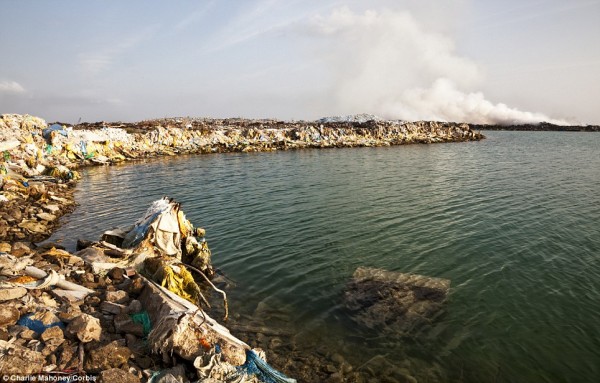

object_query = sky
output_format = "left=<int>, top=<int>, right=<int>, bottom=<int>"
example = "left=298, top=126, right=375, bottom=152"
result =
left=1, top=0, right=599, bottom=125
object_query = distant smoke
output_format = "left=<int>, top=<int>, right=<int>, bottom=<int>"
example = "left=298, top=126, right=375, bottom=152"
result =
left=312, top=8, right=569, bottom=125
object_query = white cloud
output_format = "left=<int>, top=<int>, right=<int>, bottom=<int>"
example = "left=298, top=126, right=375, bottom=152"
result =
left=311, top=7, right=569, bottom=125
left=0, top=80, right=26, bottom=94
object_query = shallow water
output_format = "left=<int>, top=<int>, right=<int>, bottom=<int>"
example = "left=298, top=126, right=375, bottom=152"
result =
left=49, top=131, right=600, bottom=382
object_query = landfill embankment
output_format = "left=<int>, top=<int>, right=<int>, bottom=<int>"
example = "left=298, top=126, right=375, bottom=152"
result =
left=1, top=113, right=484, bottom=245
left=0, top=114, right=482, bottom=381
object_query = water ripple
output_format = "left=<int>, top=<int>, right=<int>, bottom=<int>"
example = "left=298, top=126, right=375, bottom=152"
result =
left=48, top=132, right=600, bottom=382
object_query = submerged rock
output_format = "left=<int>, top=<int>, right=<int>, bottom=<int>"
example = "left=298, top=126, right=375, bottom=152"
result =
left=344, top=267, right=450, bottom=335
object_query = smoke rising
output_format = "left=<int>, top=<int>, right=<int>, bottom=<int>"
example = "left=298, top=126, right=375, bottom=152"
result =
left=312, top=8, right=569, bottom=125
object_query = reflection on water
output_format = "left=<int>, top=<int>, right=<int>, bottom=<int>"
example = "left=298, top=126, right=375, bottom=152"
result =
left=50, top=132, right=600, bottom=382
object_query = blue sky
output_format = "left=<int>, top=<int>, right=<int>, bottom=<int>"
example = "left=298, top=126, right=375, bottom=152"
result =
left=1, top=0, right=599, bottom=124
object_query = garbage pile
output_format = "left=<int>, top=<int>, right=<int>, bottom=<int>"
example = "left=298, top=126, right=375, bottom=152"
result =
left=344, top=267, right=451, bottom=335
left=0, top=197, right=296, bottom=382
left=1, top=113, right=483, bottom=245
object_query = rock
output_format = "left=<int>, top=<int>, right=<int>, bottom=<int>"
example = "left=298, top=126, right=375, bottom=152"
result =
left=75, top=247, right=106, bottom=263
left=57, top=307, right=82, bottom=323
left=326, top=372, right=344, bottom=383
left=76, top=239, right=93, bottom=250
left=108, top=267, right=125, bottom=282
left=127, top=277, right=145, bottom=295
left=126, top=299, right=142, bottom=314
left=0, top=328, right=8, bottom=341
left=101, top=301, right=126, bottom=315
left=125, top=333, right=147, bottom=354
left=114, top=313, right=145, bottom=337
left=331, top=353, right=345, bottom=366
left=66, top=313, right=101, bottom=343
left=30, top=310, right=62, bottom=327
left=10, top=241, right=31, bottom=256
left=36, top=212, right=57, bottom=222
left=344, top=267, right=450, bottom=335
left=19, top=328, right=38, bottom=340
left=40, top=326, right=64, bottom=343
left=97, top=368, right=141, bottom=383
left=106, top=290, right=129, bottom=304
left=325, top=364, right=338, bottom=374
left=0, top=286, right=27, bottom=302
left=0, top=340, right=45, bottom=374
left=56, top=342, right=78, bottom=371
left=43, top=204, right=61, bottom=214
left=86, top=295, right=102, bottom=307
left=18, top=220, right=47, bottom=234
left=7, top=207, right=22, bottom=222
left=83, top=340, right=132, bottom=373
left=0, top=242, right=11, bottom=252
left=0, top=305, right=20, bottom=327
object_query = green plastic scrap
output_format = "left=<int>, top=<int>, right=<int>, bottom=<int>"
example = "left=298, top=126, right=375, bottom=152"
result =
left=45, top=144, right=53, bottom=154
left=131, top=311, right=152, bottom=337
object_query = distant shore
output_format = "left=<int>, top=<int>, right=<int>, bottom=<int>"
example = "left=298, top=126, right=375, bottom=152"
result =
left=471, top=122, right=600, bottom=132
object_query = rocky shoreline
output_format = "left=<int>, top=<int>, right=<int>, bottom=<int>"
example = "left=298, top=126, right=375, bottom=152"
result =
left=1, top=114, right=483, bottom=382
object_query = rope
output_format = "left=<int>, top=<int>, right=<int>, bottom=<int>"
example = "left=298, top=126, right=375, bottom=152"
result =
left=185, top=262, right=229, bottom=321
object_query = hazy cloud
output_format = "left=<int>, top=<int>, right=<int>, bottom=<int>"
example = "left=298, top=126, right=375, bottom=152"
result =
left=0, top=80, right=26, bottom=94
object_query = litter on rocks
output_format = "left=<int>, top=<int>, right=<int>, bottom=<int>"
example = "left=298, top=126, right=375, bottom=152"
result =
left=0, top=197, right=296, bottom=382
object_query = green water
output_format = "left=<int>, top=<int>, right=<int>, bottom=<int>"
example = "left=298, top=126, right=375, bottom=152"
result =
left=50, top=131, right=600, bottom=382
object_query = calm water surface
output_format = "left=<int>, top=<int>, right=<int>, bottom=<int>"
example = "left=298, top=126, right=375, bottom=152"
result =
left=49, top=131, right=600, bottom=382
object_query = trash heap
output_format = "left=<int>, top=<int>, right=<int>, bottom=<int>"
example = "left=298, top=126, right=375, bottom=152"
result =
left=344, top=267, right=451, bottom=336
left=1, top=113, right=484, bottom=244
left=0, top=197, right=296, bottom=383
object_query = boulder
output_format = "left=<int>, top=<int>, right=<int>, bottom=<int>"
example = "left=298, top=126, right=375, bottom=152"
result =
left=0, top=286, right=27, bottom=302
left=41, top=325, right=64, bottom=343
left=66, top=313, right=101, bottom=343
left=0, top=305, right=20, bottom=327
left=83, top=340, right=132, bottom=373
left=106, top=289, right=129, bottom=304
left=97, top=368, right=141, bottom=383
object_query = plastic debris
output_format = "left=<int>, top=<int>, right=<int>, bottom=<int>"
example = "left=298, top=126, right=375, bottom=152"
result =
left=131, top=311, right=152, bottom=337
left=17, top=312, right=65, bottom=333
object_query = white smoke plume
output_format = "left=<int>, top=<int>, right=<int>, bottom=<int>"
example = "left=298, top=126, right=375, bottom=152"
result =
left=312, top=8, right=570, bottom=125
